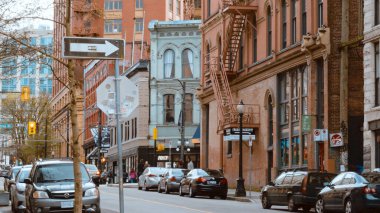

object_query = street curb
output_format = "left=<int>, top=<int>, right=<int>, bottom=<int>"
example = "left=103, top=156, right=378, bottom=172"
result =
left=106, top=183, right=138, bottom=188
left=227, top=194, right=259, bottom=202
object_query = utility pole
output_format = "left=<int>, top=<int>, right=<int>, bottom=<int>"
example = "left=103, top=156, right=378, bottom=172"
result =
left=44, top=113, right=48, bottom=158
left=98, top=110, right=102, bottom=171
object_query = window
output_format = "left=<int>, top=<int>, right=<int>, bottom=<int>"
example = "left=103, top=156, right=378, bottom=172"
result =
left=184, top=94, right=193, bottom=124
left=182, top=49, right=193, bottom=78
left=268, top=96, right=273, bottom=147
left=292, top=136, right=300, bottom=165
left=302, top=134, right=308, bottom=164
left=291, top=173, right=305, bottom=184
left=301, top=66, right=308, bottom=114
left=279, top=74, right=289, bottom=125
left=105, top=0, right=122, bottom=10
left=169, top=0, right=173, bottom=11
left=164, top=94, right=175, bottom=123
left=375, top=130, right=380, bottom=168
left=20, top=78, right=35, bottom=95
left=104, top=19, right=122, bottom=33
left=135, top=18, right=143, bottom=32
left=331, top=173, right=345, bottom=185
left=1, top=58, right=17, bottom=76
left=207, top=0, right=211, bottom=17
left=281, top=0, right=287, bottom=49
left=283, top=175, right=293, bottom=184
left=194, top=0, right=201, bottom=9
left=376, top=0, right=380, bottom=26
left=301, top=0, right=307, bottom=35
left=1, top=79, right=16, bottom=92
left=280, top=138, right=289, bottom=167
left=227, top=141, right=232, bottom=155
left=176, top=0, right=180, bottom=15
left=291, top=71, right=299, bottom=121
left=267, top=7, right=272, bottom=56
left=275, top=172, right=286, bottom=185
left=342, top=173, right=356, bottom=185
left=291, top=0, right=296, bottom=44
left=376, top=44, right=380, bottom=106
left=252, top=14, right=257, bottom=62
left=40, top=78, right=52, bottom=94
left=136, top=0, right=143, bottom=9
left=318, top=0, right=323, bottom=27
left=164, top=49, right=175, bottom=78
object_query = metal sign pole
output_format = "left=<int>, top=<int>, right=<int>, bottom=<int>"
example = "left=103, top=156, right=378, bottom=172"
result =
left=114, top=59, right=124, bottom=212
left=249, top=137, right=252, bottom=198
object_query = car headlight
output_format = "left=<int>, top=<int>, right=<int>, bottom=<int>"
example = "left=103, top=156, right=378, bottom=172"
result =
left=32, top=191, right=49, bottom=199
left=84, top=188, right=99, bottom=197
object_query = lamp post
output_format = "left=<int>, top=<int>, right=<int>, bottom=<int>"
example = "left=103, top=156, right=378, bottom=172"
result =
left=235, top=99, right=246, bottom=197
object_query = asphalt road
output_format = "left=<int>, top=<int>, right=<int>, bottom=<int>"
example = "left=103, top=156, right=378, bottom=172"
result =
left=0, top=185, right=300, bottom=213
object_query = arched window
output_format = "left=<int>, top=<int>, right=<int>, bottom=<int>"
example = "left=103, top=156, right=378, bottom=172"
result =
left=281, top=0, right=287, bottom=49
left=182, top=49, right=193, bottom=78
left=267, top=6, right=272, bottom=56
left=164, top=49, right=175, bottom=78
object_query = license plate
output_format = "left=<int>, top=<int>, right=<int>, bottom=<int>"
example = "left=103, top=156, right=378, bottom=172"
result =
left=61, top=201, right=74, bottom=208
left=207, top=181, right=216, bottom=184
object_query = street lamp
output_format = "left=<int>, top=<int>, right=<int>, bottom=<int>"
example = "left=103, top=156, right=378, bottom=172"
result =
left=235, top=99, right=246, bottom=197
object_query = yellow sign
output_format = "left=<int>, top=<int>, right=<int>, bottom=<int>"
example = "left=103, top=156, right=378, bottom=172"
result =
left=153, top=127, right=157, bottom=140
left=21, top=86, right=30, bottom=101
left=28, top=121, right=36, bottom=135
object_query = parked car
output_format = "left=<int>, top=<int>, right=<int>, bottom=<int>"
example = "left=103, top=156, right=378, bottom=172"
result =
left=24, top=159, right=101, bottom=213
left=10, top=165, right=32, bottom=212
left=179, top=169, right=228, bottom=199
left=157, top=168, right=189, bottom=194
left=4, top=166, right=22, bottom=199
left=85, top=164, right=100, bottom=177
left=316, top=171, right=380, bottom=213
left=138, top=167, right=166, bottom=191
left=261, top=170, right=336, bottom=212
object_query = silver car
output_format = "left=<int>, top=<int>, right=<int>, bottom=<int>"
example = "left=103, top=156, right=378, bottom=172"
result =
left=24, top=160, right=100, bottom=213
left=138, top=167, right=166, bottom=191
left=10, top=165, right=32, bottom=212
left=85, top=164, right=100, bottom=177
left=157, top=168, right=189, bottom=194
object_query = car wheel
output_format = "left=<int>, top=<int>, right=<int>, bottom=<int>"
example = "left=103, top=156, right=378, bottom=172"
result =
left=138, top=182, right=142, bottom=190
left=302, top=206, right=311, bottom=212
left=179, top=185, right=184, bottom=196
left=157, top=184, right=162, bottom=193
left=261, top=193, right=271, bottom=209
left=315, top=197, right=325, bottom=213
left=144, top=182, right=149, bottom=191
left=288, top=195, right=298, bottom=212
left=220, top=195, right=227, bottom=200
left=164, top=184, right=170, bottom=194
left=345, top=198, right=355, bottom=213
left=189, top=185, right=196, bottom=198
left=209, top=195, right=215, bottom=199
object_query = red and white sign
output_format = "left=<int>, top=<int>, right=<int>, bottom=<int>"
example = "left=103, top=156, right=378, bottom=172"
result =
left=314, top=129, right=328, bottom=141
left=330, top=133, right=344, bottom=147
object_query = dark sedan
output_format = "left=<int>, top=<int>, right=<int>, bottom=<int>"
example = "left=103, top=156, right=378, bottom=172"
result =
left=316, top=172, right=380, bottom=213
left=179, top=169, right=227, bottom=199
left=157, top=168, right=188, bottom=194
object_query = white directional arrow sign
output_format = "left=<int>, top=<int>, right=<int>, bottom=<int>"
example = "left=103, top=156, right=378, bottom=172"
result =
left=70, top=41, right=119, bottom=56
left=63, top=37, right=125, bottom=59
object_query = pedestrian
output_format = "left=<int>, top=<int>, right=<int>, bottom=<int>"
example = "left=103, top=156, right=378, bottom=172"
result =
left=129, top=168, right=137, bottom=183
left=187, top=157, right=194, bottom=170
left=108, top=169, right=113, bottom=184
left=144, top=161, right=150, bottom=169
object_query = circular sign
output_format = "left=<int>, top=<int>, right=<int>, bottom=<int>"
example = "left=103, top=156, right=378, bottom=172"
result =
left=314, top=129, right=320, bottom=136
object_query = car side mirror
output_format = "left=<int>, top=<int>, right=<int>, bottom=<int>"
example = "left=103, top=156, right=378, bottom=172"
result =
left=268, top=181, right=275, bottom=186
left=24, top=178, right=32, bottom=185
left=328, top=183, right=335, bottom=189
left=323, top=182, right=330, bottom=187
left=92, top=175, right=100, bottom=187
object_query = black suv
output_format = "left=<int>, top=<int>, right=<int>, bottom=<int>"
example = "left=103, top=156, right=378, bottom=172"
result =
left=24, top=159, right=100, bottom=213
left=261, top=170, right=336, bottom=212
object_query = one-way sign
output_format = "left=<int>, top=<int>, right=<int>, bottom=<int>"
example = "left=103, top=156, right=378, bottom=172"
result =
left=62, top=37, right=125, bottom=59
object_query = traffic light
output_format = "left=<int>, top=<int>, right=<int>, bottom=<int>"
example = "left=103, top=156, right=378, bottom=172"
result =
left=21, top=86, right=30, bottom=101
left=156, top=143, right=165, bottom=152
left=28, top=121, right=36, bottom=135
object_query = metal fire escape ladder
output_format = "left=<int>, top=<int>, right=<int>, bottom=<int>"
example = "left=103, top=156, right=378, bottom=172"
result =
left=209, top=1, right=247, bottom=129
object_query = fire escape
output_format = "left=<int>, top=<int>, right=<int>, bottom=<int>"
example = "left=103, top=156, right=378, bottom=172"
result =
left=205, top=0, right=259, bottom=131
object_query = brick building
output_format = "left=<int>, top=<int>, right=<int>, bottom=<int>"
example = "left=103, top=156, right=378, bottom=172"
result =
left=363, top=0, right=380, bottom=171
left=198, top=0, right=363, bottom=189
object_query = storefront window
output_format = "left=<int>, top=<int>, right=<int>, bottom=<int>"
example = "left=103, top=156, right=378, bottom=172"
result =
left=281, top=138, right=289, bottom=167
left=292, top=136, right=300, bottom=165
left=302, top=134, right=308, bottom=165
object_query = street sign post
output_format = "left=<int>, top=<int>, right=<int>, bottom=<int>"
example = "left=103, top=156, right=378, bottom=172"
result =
left=62, top=37, right=125, bottom=59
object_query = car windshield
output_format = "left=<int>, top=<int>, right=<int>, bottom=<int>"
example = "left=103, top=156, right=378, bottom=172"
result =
left=149, top=168, right=166, bottom=175
left=17, top=168, right=31, bottom=183
left=86, top=164, right=98, bottom=171
left=198, top=169, right=223, bottom=177
left=172, top=169, right=186, bottom=176
left=35, top=163, right=89, bottom=183
left=12, top=168, right=21, bottom=178
left=309, top=174, right=336, bottom=185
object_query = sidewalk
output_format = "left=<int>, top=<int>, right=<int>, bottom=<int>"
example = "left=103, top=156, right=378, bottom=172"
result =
left=106, top=183, right=261, bottom=202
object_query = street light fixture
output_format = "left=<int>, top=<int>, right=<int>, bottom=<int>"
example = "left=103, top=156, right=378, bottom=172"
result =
left=235, top=99, right=246, bottom=197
